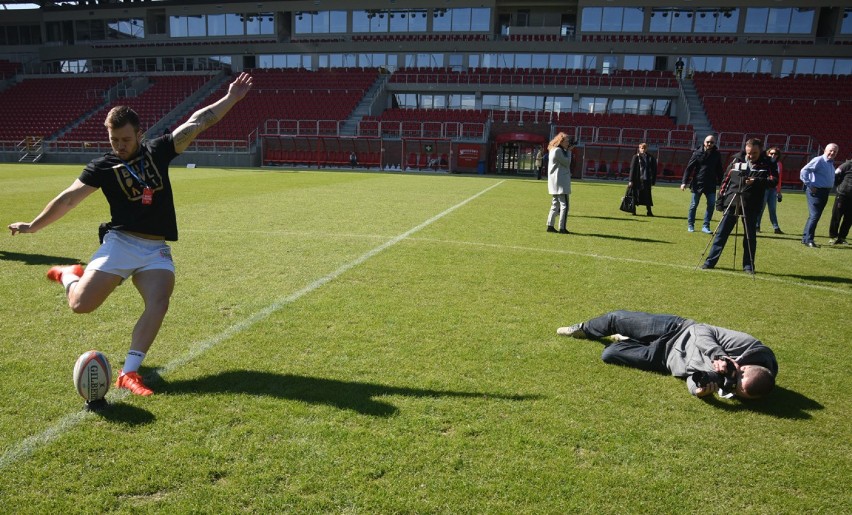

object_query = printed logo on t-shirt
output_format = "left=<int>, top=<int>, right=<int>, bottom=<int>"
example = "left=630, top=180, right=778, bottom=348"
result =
left=112, top=154, right=164, bottom=201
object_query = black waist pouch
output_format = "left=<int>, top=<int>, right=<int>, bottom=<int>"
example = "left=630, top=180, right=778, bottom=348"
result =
left=98, top=222, right=112, bottom=244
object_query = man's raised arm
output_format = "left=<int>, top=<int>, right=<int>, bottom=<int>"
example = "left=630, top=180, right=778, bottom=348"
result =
left=172, top=72, right=253, bottom=154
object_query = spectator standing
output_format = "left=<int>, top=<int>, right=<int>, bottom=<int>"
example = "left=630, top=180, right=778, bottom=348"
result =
left=800, top=143, right=839, bottom=248
left=757, top=147, right=784, bottom=234
left=545, top=132, right=573, bottom=234
left=702, top=138, right=778, bottom=274
left=349, top=151, right=358, bottom=168
left=675, top=58, right=685, bottom=79
left=681, top=135, right=724, bottom=233
left=628, top=143, right=657, bottom=217
left=534, top=146, right=544, bottom=180
left=828, top=159, right=852, bottom=245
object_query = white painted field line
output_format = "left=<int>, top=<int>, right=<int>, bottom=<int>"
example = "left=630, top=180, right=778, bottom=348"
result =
left=0, top=180, right=505, bottom=471
left=409, top=237, right=852, bottom=295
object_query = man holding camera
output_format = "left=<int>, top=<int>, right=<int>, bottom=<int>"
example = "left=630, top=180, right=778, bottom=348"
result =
left=681, top=135, right=724, bottom=234
left=557, top=310, right=778, bottom=399
left=702, top=138, right=778, bottom=273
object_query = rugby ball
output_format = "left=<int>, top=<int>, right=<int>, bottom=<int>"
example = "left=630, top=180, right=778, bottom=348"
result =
left=72, top=350, right=112, bottom=401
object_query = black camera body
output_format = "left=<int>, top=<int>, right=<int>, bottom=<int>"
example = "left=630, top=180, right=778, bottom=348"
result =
left=733, top=160, right=771, bottom=180
left=732, top=162, right=750, bottom=175
left=692, top=358, right=737, bottom=393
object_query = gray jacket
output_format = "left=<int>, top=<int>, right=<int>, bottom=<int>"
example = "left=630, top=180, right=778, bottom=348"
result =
left=547, top=147, right=572, bottom=195
left=665, top=320, right=779, bottom=395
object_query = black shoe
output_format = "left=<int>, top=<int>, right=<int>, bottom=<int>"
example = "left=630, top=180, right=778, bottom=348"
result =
left=559, top=228, right=570, bottom=234
left=803, top=241, right=820, bottom=248
left=546, top=226, right=557, bottom=233
left=743, top=266, right=754, bottom=274
left=774, top=228, right=784, bottom=234
left=756, top=227, right=761, bottom=233
left=700, top=263, right=713, bottom=270
left=646, top=211, right=654, bottom=217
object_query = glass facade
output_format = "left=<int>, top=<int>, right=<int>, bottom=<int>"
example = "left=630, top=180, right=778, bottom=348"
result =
left=432, top=8, right=490, bottom=32
left=581, top=7, right=643, bottom=32
left=6, top=2, right=849, bottom=107
left=842, top=9, right=852, bottom=35
left=583, top=7, right=751, bottom=34
left=744, top=8, right=815, bottom=34
left=393, top=91, right=666, bottom=117
left=107, top=19, right=145, bottom=39
left=295, top=11, right=347, bottom=34
left=170, top=12, right=274, bottom=37
left=692, top=10, right=739, bottom=33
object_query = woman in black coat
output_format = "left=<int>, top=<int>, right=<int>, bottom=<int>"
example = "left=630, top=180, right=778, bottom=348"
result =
left=629, top=142, right=657, bottom=216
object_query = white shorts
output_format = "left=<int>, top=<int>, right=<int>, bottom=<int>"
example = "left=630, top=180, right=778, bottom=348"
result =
left=87, top=230, right=175, bottom=280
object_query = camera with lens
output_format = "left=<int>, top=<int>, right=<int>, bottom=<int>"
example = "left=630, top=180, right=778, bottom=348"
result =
left=567, top=137, right=578, bottom=147
left=733, top=162, right=750, bottom=175
left=691, top=357, right=737, bottom=393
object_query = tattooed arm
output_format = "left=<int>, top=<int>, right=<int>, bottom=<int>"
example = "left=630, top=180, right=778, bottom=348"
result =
left=172, top=72, right=253, bottom=154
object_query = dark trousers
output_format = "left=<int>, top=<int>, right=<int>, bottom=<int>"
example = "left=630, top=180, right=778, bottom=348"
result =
left=828, top=193, right=852, bottom=240
left=583, top=310, right=686, bottom=373
left=802, top=187, right=831, bottom=243
left=705, top=201, right=759, bottom=269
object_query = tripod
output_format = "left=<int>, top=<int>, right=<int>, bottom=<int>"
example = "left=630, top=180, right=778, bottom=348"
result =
left=696, top=180, right=757, bottom=276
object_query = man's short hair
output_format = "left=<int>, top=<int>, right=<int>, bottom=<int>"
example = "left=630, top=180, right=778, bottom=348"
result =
left=104, top=106, right=141, bottom=132
left=742, top=365, right=775, bottom=398
left=745, top=138, right=764, bottom=149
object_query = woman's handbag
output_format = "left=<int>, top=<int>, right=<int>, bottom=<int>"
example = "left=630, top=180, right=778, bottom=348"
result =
left=619, top=186, right=636, bottom=214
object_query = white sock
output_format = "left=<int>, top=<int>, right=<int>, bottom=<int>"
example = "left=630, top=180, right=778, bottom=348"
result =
left=61, top=271, right=80, bottom=290
left=122, top=350, right=146, bottom=374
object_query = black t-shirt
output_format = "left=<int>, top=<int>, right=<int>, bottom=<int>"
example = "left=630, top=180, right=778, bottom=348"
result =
left=79, top=135, right=180, bottom=240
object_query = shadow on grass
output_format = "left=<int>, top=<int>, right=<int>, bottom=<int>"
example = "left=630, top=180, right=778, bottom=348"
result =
left=702, top=385, right=823, bottom=419
left=780, top=273, right=852, bottom=285
left=0, top=250, right=81, bottom=266
left=91, top=401, right=156, bottom=426
left=574, top=213, right=686, bottom=222
left=566, top=231, right=672, bottom=244
left=152, top=369, right=540, bottom=417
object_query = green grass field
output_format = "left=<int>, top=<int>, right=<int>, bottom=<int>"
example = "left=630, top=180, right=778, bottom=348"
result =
left=1, top=163, right=849, bottom=513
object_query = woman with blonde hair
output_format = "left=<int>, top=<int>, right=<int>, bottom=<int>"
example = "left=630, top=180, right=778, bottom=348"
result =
left=545, top=132, right=574, bottom=234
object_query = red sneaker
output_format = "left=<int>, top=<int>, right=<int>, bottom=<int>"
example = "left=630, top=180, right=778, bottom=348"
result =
left=46, top=264, right=84, bottom=283
left=115, top=370, right=154, bottom=396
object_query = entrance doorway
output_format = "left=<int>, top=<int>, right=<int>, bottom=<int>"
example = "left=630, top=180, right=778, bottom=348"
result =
left=492, top=132, right=547, bottom=176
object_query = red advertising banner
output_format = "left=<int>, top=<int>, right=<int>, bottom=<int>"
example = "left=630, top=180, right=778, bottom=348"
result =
left=456, top=144, right=480, bottom=168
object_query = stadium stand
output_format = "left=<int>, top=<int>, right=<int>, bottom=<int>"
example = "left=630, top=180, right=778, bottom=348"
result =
left=0, top=77, right=122, bottom=141
left=179, top=68, right=380, bottom=144
left=0, top=2, right=849, bottom=173
left=0, top=59, right=22, bottom=80
left=59, top=75, right=212, bottom=142
left=694, top=72, right=852, bottom=155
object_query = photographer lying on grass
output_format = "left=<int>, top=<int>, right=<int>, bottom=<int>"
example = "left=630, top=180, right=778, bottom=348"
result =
left=558, top=310, right=777, bottom=399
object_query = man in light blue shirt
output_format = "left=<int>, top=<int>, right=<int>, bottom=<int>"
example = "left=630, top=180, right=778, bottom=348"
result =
left=800, top=143, right=839, bottom=247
